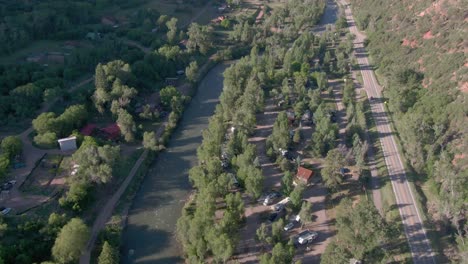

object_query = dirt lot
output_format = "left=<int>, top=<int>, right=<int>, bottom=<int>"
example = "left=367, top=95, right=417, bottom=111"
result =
left=20, top=153, right=66, bottom=196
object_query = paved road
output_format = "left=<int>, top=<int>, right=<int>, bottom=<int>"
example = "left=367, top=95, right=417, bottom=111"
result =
left=348, top=74, right=383, bottom=213
left=341, top=1, right=436, bottom=263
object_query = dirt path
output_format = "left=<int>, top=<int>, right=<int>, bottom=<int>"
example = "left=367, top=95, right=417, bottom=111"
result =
left=181, top=1, right=213, bottom=28
left=122, top=39, right=151, bottom=54
left=79, top=118, right=168, bottom=264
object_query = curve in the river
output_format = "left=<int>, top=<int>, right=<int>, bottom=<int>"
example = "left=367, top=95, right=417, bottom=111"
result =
left=122, top=63, right=228, bottom=264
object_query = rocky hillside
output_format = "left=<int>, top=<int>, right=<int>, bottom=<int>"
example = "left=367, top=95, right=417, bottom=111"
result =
left=350, top=0, right=467, bottom=261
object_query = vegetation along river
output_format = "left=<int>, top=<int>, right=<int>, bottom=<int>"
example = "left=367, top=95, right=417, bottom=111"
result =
left=122, top=63, right=229, bottom=263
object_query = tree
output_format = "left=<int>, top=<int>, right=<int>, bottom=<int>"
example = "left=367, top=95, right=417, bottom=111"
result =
left=166, top=17, right=178, bottom=44
left=72, top=144, right=120, bottom=184
left=321, top=240, right=352, bottom=264
left=117, top=109, right=136, bottom=142
left=1, top=136, right=22, bottom=159
left=186, top=61, right=199, bottom=83
left=293, top=128, right=301, bottom=144
left=244, top=166, right=263, bottom=199
left=0, top=154, right=9, bottom=179
left=98, top=241, right=119, bottom=264
left=281, top=171, right=294, bottom=196
left=290, top=184, right=306, bottom=210
left=206, top=229, right=234, bottom=263
left=187, top=23, right=213, bottom=54
left=260, top=242, right=295, bottom=264
left=256, top=223, right=271, bottom=245
left=299, top=201, right=313, bottom=227
left=159, top=86, right=181, bottom=108
left=34, top=132, right=58, bottom=148
left=321, top=149, right=345, bottom=191
left=271, top=218, right=284, bottom=243
left=270, top=111, right=290, bottom=151
left=143, top=131, right=158, bottom=151
left=52, top=218, right=90, bottom=264
left=332, top=198, right=391, bottom=261
left=33, top=112, right=58, bottom=135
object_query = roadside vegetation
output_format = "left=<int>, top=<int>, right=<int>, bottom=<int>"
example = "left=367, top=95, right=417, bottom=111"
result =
left=350, top=0, right=467, bottom=260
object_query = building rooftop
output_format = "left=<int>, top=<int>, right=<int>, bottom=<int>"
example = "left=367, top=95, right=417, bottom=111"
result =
left=296, top=166, right=314, bottom=182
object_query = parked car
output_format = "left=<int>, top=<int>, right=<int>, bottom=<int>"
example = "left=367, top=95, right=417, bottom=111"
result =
left=284, top=221, right=295, bottom=231
left=273, top=203, right=285, bottom=212
left=297, top=230, right=318, bottom=245
left=263, top=192, right=281, bottom=206
left=0, top=207, right=11, bottom=216
left=271, top=197, right=290, bottom=211
left=8, top=180, right=17, bottom=185
left=2, top=182, right=13, bottom=191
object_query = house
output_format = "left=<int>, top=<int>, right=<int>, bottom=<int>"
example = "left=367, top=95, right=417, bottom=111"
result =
left=80, top=124, right=97, bottom=136
left=57, top=136, right=77, bottom=151
left=101, top=123, right=121, bottom=140
left=295, top=166, right=314, bottom=185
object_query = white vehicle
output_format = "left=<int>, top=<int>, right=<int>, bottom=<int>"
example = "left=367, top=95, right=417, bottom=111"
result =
left=263, top=192, right=281, bottom=206
left=1, top=208, right=11, bottom=216
left=297, top=230, right=318, bottom=245
left=271, top=197, right=290, bottom=211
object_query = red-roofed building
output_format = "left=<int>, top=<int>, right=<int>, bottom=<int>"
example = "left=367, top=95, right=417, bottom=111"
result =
left=295, top=166, right=314, bottom=185
left=101, top=123, right=120, bottom=140
left=80, top=124, right=96, bottom=136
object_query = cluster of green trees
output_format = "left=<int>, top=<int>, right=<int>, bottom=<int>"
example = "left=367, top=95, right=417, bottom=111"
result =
left=0, top=213, right=70, bottom=263
left=322, top=199, right=395, bottom=263
left=93, top=60, right=138, bottom=142
left=0, top=1, right=96, bottom=55
left=351, top=0, right=467, bottom=258
left=0, top=136, right=22, bottom=178
left=0, top=64, right=65, bottom=125
left=177, top=54, right=270, bottom=262
left=32, top=104, right=88, bottom=148
left=59, top=136, right=120, bottom=212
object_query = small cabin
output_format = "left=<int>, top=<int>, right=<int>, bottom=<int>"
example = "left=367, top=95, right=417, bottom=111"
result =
left=295, top=166, right=314, bottom=185
left=57, top=136, right=77, bottom=151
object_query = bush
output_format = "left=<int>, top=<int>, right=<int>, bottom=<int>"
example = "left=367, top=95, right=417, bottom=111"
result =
left=34, top=132, right=58, bottom=149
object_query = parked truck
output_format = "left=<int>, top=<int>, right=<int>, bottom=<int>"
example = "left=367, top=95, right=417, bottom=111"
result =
left=271, top=197, right=291, bottom=211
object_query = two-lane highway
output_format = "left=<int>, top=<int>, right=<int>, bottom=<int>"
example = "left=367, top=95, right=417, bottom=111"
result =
left=340, top=1, right=436, bottom=263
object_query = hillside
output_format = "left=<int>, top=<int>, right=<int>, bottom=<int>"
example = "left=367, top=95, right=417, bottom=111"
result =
left=350, top=0, right=467, bottom=261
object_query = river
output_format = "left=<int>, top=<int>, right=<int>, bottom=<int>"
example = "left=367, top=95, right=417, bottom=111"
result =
left=122, top=63, right=228, bottom=264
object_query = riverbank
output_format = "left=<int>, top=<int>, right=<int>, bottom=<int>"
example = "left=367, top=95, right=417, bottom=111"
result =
left=121, top=62, right=229, bottom=264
